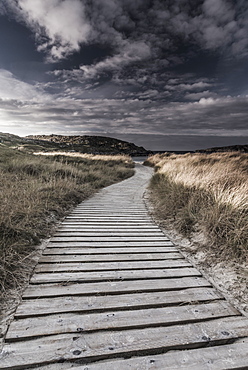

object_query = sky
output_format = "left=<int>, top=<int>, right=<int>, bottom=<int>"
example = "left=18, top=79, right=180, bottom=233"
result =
left=0, top=0, right=248, bottom=151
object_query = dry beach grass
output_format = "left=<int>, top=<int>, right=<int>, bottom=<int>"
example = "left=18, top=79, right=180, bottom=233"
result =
left=145, top=151, right=248, bottom=314
left=146, top=152, right=248, bottom=261
left=0, top=148, right=134, bottom=303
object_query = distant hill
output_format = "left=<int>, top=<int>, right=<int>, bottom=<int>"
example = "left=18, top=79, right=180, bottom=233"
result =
left=0, top=132, right=63, bottom=152
left=0, top=132, right=150, bottom=155
left=25, top=134, right=151, bottom=155
left=197, top=144, right=248, bottom=153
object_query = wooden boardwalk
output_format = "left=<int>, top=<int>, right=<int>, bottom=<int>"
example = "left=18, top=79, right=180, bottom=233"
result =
left=1, top=164, right=248, bottom=369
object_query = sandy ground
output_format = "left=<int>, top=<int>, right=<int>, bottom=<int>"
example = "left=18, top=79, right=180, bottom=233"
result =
left=144, top=190, right=248, bottom=318
left=0, top=240, right=49, bottom=350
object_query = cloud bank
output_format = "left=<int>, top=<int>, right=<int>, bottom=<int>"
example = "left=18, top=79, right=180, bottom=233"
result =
left=1, top=1, right=248, bottom=150
left=5, top=0, right=248, bottom=64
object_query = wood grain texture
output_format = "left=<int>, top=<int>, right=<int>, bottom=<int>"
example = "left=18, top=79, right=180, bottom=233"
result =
left=23, top=276, right=211, bottom=298
left=34, top=259, right=191, bottom=273
left=7, top=301, right=239, bottom=340
left=42, top=246, right=178, bottom=254
left=30, top=267, right=201, bottom=284
left=2, top=317, right=248, bottom=369
left=15, top=287, right=222, bottom=318
left=39, top=252, right=183, bottom=263
left=67, top=338, right=248, bottom=370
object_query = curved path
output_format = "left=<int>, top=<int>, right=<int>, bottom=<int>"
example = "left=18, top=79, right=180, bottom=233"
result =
left=1, top=164, right=248, bottom=369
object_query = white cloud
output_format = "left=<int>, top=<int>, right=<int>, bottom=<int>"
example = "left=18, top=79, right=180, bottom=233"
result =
left=80, top=41, right=151, bottom=79
left=185, top=90, right=215, bottom=100
left=16, top=0, right=91, bottom=61
left=0, top=69, right=48, bottom=101
left=198, top=97, right=216, bottom=105
left=178, top=82, right=212, bottom=91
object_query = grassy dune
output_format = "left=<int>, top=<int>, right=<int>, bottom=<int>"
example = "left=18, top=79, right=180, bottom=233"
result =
left=0, top=148, right=134, bottom=297
left=145, top=152, right=248, bottom=261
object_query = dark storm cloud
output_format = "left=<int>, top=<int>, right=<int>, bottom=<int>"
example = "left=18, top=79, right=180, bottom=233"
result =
left=0, top=1, right=248, bottom=149
left=6, top=0, right=248, bottom=64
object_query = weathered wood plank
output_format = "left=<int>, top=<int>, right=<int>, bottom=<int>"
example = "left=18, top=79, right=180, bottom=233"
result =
left=62, top=220, right=154, bottom=223
left=35, top=260, right=191, bottom=273
left=70, top=212, right=149, bottom=215
left=1, top=317, right=248, bottom=369
left=15, top=287, right=222, bottom=318
left=7, top=302, right=238, bottom=340
left=58, top=226, right=159, bottom=231
left=42, top=247, right=178, bottom=255
left=50, top=236, right=168, bottom=242
left=59, top=222, right=158, bottom=227
left=23, top=276, right=211, bottom=298
left=30, top=267, right=201, bottom=284
left=47, top=241, right=174, bottom=247
left=66, top=215, right=151, bottom=218
left=62, top=222, right=156, bottom=226
left=61, top=338, right=248, bottom=370
left=55, top=232, right=165, bottom=237
left=65, top=218, right=151, bottom=222
left=39, top=252, right=183, bottom=263
left=74, top=207, right=146, bottom=209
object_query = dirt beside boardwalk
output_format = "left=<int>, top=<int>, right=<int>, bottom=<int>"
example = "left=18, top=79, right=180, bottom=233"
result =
left=144, top=190, right=248, bottom=318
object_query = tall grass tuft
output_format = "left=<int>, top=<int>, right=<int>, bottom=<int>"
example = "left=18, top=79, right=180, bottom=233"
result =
left=0, top=148, right=134, bottom=298
left=146, top=152, right=248, bottom=261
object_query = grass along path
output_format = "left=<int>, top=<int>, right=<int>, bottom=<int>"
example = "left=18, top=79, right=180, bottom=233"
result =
left=145, top=152, right=248, bottom=315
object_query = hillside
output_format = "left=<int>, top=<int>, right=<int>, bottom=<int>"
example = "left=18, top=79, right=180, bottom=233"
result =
left=0, top=132, right=59, bottom=152
left=26, top=134, right=151, bottom=155
left=0, top=132, right=150, bottom=155
left=197, top=144, right=248, bottom=153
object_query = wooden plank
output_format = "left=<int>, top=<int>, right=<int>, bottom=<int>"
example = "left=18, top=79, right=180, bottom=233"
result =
left=70, top=212, right=148, bottom=215
left=62, top=219, right=153, bottom=223
left=67, top=212, right=149, bottom=215
left=39, top=252, right=183, bottom=263
left=42, top=247, right=178, bottom=255
left=74, top=207, right=146, bottom=209
left=58, top=226, right=159, bottom=230
left=62, top=222, right=155, bottom=225
left=62, top=338, right=248, bottom=370
left=55, top=232, right=164, bottom=237
left=61, top=224, right=157, bottom=228
left=65, top=217, right=151, bottom=220
left=15, top=287, right=222, bottom=318
left=30, top=267, right=201, bottom=284
left=35, top=260, right=191, bottom=273
left=50, top=236, right=167, bottom=242
left=60, top=222, right=156, bottom=225
left=48, top=241, right=173, bottom=247
left=7, top=301, right=239, bottom=340
left=1, top=317, right=248, bottom=369
left=23, top=276, right=211, bottom=298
